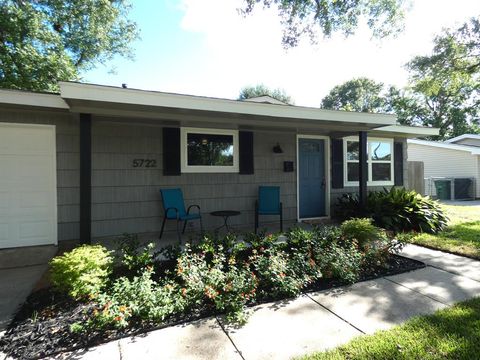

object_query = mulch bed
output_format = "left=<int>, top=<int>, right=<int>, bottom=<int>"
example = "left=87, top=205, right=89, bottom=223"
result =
left=0, top=254, right=425, bottom=360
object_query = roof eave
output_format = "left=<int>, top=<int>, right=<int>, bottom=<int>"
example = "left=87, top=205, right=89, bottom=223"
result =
left=408, top=139, right=480, bottom=155
left=445, top=134, right=480, bottom=143
left=0, top=89, right=69, bottom=110
left=59, top=81, right=397, bottom=127
left=372, top=125, right=439, bottom=138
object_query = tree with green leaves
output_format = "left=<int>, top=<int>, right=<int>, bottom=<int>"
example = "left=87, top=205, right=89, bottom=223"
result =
left=238, top=84, right=294, bottom=104
left=392, top=16, right=480, bottom=139
left=242, top=0, right=407, bottom=47
left=0, top=0, right=139, bottom=92
left=321, top=77, right=388, bottom=113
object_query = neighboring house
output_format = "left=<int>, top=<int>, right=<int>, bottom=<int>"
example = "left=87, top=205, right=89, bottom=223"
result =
left=445, top=134, right=480, bottom=147
left=0, top=82, right=437, bottom=249
left=408, top=136, right=480, bottom=198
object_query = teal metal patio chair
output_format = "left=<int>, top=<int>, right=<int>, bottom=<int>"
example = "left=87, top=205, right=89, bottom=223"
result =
left=159, top=188, right=203, bottom=242
left=255, top=186, right=283, bottom=234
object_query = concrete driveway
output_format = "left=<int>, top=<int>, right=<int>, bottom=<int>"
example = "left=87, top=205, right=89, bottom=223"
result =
left=38, top=244, right=480, bottom=360
left=0, top=245, right=56, bottom=333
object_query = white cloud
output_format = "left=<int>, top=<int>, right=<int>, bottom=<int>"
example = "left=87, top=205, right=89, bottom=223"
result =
left=84, top=0, right=480, bottom=107
left=177, top=0, right=480, bottom=106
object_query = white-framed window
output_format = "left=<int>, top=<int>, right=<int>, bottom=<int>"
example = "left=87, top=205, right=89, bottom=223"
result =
left=181, top=127, right=239, bottom=173
left=343, top=137, right=394, bottom=186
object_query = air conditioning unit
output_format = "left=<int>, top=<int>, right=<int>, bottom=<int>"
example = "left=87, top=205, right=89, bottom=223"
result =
left=453, top=178, right=475, bottom=200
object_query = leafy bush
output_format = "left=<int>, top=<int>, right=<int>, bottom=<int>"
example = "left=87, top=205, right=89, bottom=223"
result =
left=340, top=218, right=404, bottom=271
left=176, top=245, right=257, bottom=323
left=196, top=232, right=254, bottom=263
left=116, top=233, right=155, bottom=273
left=78, top=222, right=402, bottom=329
left=50, top=245, right=113, bottom=300
left=340, top=218, right=385, bottom=250
left=158, top=244, right=182, bottom=261
left=335, top=187, right=449, bottom=233
left=94, top=266, right=186, bottom=328
left=287, top=225, right=362, bottom=284
left=250, top=247, right=304, bottom=299
left=317, top=241, right=363, bottom=283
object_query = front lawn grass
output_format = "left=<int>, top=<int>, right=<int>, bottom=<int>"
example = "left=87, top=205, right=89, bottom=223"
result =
left=410, top=221, right=480, bottom=259
left=299, top=297, right=480, bottom=360
left=442, top=204, right=480, bottom=225
left=408, top=203, right=480, bottom=259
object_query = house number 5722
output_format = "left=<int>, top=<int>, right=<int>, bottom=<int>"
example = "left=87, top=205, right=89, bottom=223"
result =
left=132, top=159, right=157, bottom=168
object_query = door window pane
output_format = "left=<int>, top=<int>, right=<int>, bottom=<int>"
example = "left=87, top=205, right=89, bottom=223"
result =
left=187, top=133, right=234, bottom=166
left=301, top=141, right=321, bottom=153
left=372, top=163, right=391, bottom=181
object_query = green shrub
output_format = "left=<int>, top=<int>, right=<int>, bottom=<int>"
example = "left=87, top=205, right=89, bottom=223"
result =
left=335, top=187, right=449, bottom=233
left=340, top=218, right=404, bottom=271
left=280, top=227, right=323, bottom=288
left=195, top=232, right=258, bottom=263
left=250, top=247, right=304, bottom=299
left=116, top=233, right=155, bottom=273
left=317, top=241, right=363, bottom=283
left=340, top=218, right=385, bottom=249
left=80, top=225, right=406, bottom=329
left=176, top=245, right=257, bottom=323
left=50, top=245, right=113, bottom=300
left=158, top=244, right=182, bottom=261
left=94, top=267, right=187, bottom=328
left=288, top=225, right=363, bottom=284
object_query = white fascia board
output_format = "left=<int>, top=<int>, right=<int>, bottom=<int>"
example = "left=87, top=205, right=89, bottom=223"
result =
left=372, top=125, right=439, bottom=137
left=243, top=96, right=288, bottom=105
left=59, top=82, right=396, bottom=126
left=408, top=139, right=480, bottom=155
left=445, top=134, right=480, bottom=143
left=0, top=89, right=69, bottom=109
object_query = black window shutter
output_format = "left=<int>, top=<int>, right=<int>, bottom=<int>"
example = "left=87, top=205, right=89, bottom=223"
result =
left=394, top=142, right=404, bottom=186
left=331, top=138, right=344, bottom=189
left=163, top=127, right=181, bottom=176
left=239, top=131, right=254, bottom=174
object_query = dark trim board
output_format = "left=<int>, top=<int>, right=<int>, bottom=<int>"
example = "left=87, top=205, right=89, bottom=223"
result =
left=239, top=131, right=254, bottom=175
left=79, top=113, right=92, bottom=244
left=394, top=142, right=404, bottom=186
left=358, top=131, right=368, bottom=211
left=163, top=127, right=181, bottom=176
left=331, top=138, right=343, bottom=189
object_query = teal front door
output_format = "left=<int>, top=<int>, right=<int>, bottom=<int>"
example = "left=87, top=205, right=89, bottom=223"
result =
left=298, top=138, right=326, bottom=218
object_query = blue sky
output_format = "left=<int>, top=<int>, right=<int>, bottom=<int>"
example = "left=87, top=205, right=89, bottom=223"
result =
left=84, top=0, right=480, bottom=107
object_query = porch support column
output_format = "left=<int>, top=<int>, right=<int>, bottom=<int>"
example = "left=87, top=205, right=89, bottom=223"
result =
left=358, top=131, right=368, bottom=213
left=80, top=113, right=92, bottom=244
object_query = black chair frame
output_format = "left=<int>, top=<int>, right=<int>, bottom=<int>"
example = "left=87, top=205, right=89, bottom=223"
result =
left=255, top=201, right=283, bottom=234
left=159, top=204, right=203, bottom=243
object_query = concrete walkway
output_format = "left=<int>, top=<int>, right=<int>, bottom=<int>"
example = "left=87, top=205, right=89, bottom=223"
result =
left=25, top=244, right=479, bottom=360
left=0, top=245, right=56, bottom=334
left=0, top=264, right=48, bottom=333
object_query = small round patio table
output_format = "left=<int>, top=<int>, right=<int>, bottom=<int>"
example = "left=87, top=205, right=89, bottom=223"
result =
left=210, top=210, right=241, bottom=233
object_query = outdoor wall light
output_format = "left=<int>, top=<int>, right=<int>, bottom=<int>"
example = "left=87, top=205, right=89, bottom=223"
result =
left=273, top=143, right=283, bottom=153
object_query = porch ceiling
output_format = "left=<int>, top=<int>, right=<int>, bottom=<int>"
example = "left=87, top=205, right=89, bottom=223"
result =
left=60, top=82, right=396, bottom=134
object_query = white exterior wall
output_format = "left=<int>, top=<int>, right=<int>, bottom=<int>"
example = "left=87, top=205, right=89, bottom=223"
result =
left=407, top=143, right=480, bottom=197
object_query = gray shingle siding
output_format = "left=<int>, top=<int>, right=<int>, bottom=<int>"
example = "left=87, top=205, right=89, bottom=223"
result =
left=90, top=119, right=297, bottom=237
left=0, top=109, right=408, bottom=243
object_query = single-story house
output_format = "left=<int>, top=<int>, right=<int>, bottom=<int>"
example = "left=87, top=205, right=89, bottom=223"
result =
left=408, top=135, right=480, bottom=198
left=0, top=82, right=437, bottom=249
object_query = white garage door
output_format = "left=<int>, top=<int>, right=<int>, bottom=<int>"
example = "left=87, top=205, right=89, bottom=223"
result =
left=0, top=123, right=57, bottom=248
